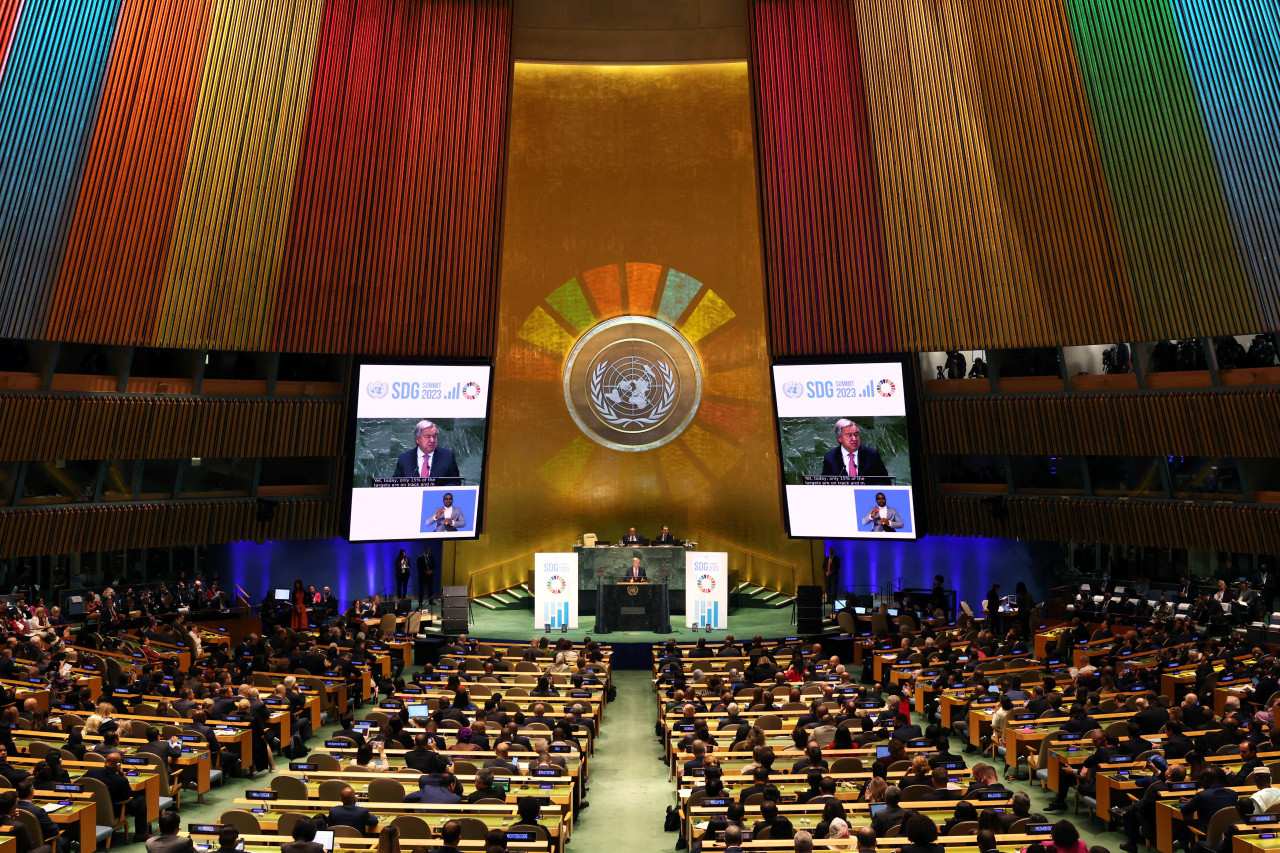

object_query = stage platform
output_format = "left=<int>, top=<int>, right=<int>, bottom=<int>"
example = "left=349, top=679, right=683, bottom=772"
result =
left=422, top=603, right=808, bottom=667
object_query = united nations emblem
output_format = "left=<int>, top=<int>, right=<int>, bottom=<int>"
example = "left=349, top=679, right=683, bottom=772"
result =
left=564, top=316, right=702, bottom=451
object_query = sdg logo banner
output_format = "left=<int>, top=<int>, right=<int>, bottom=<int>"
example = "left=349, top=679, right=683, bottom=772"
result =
left=534, top=553, right=579, bottom=630
left=684, top=551, right=728, bottom=629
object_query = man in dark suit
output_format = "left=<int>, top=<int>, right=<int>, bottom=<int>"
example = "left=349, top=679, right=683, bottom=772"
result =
left=145, top=810, right=194, bottom=853
left=327, top=785, right=378, bottom=833
left=404, top=771, right=462, bottom=804
left=623, top=557, right=647, bottom=583
left=466, top=768, right=505, bottom=803
left=1179, top=768, right=1239, bottom=841
left=821, top=419, right=889, bottom=480
left=483, top=743, right=521, bottom=775
left=925, top=766, right=961, bottom=800
left=416, top=545, right=436, bottom=606
left=185, top=710, right=240, bottom=779
left=654, top=526, right=678, bottom=544
left=392, top=420, right=460, bottom=480
left=821, top=548, right=840, bottom=606
left=15, top=779, right=64, bottom=853
left=890, top=712, right=922, bottom=743
left=622, top=527, right=646, bottom=545
left=84, top=751, right=150, bottom=842
left=1131, top=695, right=1169, bottom=735
left=870, top=786, right=905, bottom=835
left=1257, top=562, right=1277, bottom=612
left=1179, top=693, right=1210, bottom=729
left=403, top=735, right=449, bottom=774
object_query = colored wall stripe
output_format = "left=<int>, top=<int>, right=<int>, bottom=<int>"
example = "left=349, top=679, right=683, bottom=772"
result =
left=154, top=0, right=324, bottom=350
left=273, top=0, right=513, bottom=355
left=1065, top=0, right=1255, bottom=338
left=854, top=0, right=1052, bottom=349
left=748, top=0, right=892, bottom=356
left=0, top=0, right=121, bottom=339
left=1169, top=0, right=1280, bottom=329
left=965, top=0, right=1139, bottom=345
left=44, top=0, right=213, bottom=345
left=0, top=1, right=24, bottom=83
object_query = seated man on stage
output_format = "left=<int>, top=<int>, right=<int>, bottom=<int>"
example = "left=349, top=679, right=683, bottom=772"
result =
left=623, top=527, right=647, bottom=545
left=653, top=525, right=678, bottom=544
left=622, top=557, right=648, bottom=583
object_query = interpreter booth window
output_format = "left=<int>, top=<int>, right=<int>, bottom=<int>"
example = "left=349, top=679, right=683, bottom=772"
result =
left=204, top=350, right=269, bottom=380
left=1009, top=455, right=1084, bottom=495
left=935, top=454, right=1007, bottom=492
left=278, top=352, right=345, bottom=383
left=1147, top=339, right=1207, bottom=372
left=1086, top=456, right=1164, bottom=498
left=18, top=460, right=99, bottom=505
left=138, top=459, right=182, bottom=500
left=994, top=347, right=1060, bottom=377
left=0, top=461, right=17, bottom=504
left=1167, top=456, right=1243, bottom=500
left=1244, top=459, right=1280, bottom=504
left=1214, top=334, right=1279, bottom=371
left=180, top=457, right=253, bottom=498
left=54, top=342, right=120, bottom=376
left=259, top=456, right=332, bottom=496
left=918, top=350, right=989, bottom=382
left=101, top=460, right=140, bottom=501
left=1063, top=343, right=1136, bottom=391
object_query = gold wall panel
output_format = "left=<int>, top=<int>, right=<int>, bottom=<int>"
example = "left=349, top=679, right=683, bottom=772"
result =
left=458, top=62, right=811, bottom=593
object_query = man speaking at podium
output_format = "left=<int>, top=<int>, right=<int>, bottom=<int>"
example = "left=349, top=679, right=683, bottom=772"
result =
left=821, top=419, right=888, bottom=479
left=623, top=557, right=648, bottom=583
left=393, top=420, right=460, bottom=480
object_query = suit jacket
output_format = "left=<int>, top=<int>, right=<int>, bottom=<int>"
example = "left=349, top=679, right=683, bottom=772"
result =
left=623, top=565, right=647, bottom=582
left=623, top=533, right=648, bottom=546
left=16, top=801, right=58, bottom=845
left=654, top=532, right=677, bottom=544
left=862, top=505, right=904, bottom=532
left=327, top=803, right=377, bottom=830
left=1133, top=706, right=1169, bottom=735
left=821, top=446, right=889, bottom=479
left=1180, top=784, right=1239, bottom=828
left=146, top=834, right=196, bottom=853
left=870, top=805, right=906, bottom=835
left=393, top=447, right=460, bottom=480
left=409, top=747, right=455, bottom=773
left=822, top=555, right=840, bottom=578
left=1181, top=703, right=1210, bottom=729
left=83, top=766, right=133, bottom=806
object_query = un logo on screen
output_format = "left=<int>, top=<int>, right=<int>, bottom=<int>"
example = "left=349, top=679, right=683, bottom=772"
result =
left=565, top=316, right=702, bottom=452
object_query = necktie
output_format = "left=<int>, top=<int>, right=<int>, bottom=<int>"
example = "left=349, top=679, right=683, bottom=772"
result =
left=848, top=453, right=857, bottom=477
left=421, top=455, right=430, bottom=478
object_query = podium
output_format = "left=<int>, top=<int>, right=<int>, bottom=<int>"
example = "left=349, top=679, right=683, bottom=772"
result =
left=595, top=582, right=671, bottom=634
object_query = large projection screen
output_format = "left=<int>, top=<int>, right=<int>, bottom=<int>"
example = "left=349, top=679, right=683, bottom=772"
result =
left=771, top=360, right=918, bottom=540
left=347, top=363, right=492, bottom=542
